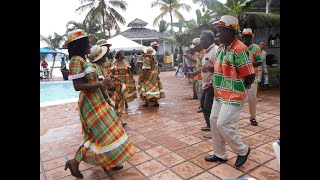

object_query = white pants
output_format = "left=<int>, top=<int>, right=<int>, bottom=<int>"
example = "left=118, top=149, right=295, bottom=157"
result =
left=247, top=82, right=258, bottom=119
left=209, top=100, right=248, bottom=159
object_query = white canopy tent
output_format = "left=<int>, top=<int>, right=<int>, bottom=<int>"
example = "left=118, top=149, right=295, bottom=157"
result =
left=108, top=35, right=146, bottom=51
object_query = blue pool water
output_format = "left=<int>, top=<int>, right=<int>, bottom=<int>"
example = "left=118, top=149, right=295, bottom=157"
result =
left=40, top=81, right=79, bottom=106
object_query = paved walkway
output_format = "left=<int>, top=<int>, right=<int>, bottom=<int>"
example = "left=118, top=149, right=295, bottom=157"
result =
left=40, top=71, right=280, bottom=180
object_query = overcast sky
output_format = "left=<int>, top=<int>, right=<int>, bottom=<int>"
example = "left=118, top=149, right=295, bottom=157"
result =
left=40, top=0, right=226, bottom=47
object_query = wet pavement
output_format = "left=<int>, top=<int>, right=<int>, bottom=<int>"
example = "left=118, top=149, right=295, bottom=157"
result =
left=40, top=71, right=280, bottom=180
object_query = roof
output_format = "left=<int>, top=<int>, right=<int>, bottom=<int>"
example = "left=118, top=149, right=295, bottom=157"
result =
left=127, top=18, right=148, bottom=28
left=107, top=35, right=146, bottom=51
left=119, top=28, right=171, bottom=39
left=40, top=48, right=57, bottom=55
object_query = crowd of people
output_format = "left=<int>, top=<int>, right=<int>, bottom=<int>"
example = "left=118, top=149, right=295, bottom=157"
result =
left=61, top=14, right=273, bottom=178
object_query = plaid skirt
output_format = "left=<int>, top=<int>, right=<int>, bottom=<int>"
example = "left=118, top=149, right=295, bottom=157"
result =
left=140, top=70, right=165, bottom=100
left=75, top=90, right=135, bottom=168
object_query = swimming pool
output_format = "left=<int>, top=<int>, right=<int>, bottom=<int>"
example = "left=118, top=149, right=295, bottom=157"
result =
left=40, top=81, right=79, bottom=107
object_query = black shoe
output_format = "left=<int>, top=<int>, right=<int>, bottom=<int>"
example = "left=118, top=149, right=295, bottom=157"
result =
left=64, top=160, right=83, bottom=178
left=197, top=109, right=203, bottom=113
left=122, top=122, right=127, bottom=127
left=235, top=147, right=251, bottom=167
left=111, top=164, right=123, bottom=171
left=190, top=96, right=198, bottom=100
left=201, top=126, right=210, bottom=131
left=205, top=155, right=228, bottom=162
left=250, top=119, right=258, bottom=126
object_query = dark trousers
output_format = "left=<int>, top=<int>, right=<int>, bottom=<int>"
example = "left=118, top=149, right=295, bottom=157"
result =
left=200, top=86, right=214, bottom=128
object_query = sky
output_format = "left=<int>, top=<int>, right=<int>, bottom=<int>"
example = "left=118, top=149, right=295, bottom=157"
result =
left=40, top=0, right=226, bottom=48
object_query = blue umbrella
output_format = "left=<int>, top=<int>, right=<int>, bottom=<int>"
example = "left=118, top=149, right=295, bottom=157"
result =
left=40, top=48, right=57, bottom=55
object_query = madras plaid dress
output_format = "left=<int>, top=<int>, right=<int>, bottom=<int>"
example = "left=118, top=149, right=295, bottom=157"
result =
left=111, top=61, right=137, bottom=103
left=140, top=55, right=165, bottom=100
left=68, top=56, right=135, bottom=168
left=137, top=56, right=145, bottom=99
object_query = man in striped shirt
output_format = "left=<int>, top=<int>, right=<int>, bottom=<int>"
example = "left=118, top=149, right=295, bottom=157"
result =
left=205, top=15, right=255, bottom=167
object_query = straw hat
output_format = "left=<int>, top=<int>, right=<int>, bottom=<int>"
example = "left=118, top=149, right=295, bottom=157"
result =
left=146, top=46, right=156, bottom=55
left=192, top=38, right=200, bottom=45
left=213, top=15, right=239, bottom=31
left=63, top=29, right=93, bottom=48
left=242, top=28, right=254, bottom=37
left=96, top=39, right=112, bottom=47
left=89, top=45, right=108, bottom=62
left=150, top=41, right=159, bottom=47
left=142, top=46, right=147, bottom=54
left=189, top=44, right=194, bottom=49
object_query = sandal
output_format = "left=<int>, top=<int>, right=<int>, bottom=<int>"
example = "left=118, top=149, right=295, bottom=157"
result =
left=250, top=119, right=258, bottom=126
left=64, top=160, right=83, bottom=179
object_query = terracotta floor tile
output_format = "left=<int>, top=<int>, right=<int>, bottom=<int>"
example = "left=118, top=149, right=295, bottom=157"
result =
left=80, top=166, right=109, bottom=180
left=175, top=146, right=203, bottom=159
left=136, top=159, right=166, bottom=177
left=249, top=166, right=280, bottom=180
left=112, top=167, right=144, bottom=180
left=262, top=119, right=280, bottom=125
left=250, top=133, right=275, bottom=143
left=258, top=122, right=276, bottom=129
left=181, top=127, right=201, bottom=135
left=128, top=151, right=153, bottom=166
left=248, top=149, right=274, bottom=164
left=237, top=129, right=256, bottom=137
left=158, top=152, right=186, bottom=167
left=167, top=130, right=189, bottom=139
left=108, top=161, right=133, bottom=174
left=160, top=126, right=177, bottom=134
left=179, top=135, right=203, bottom=145
left=185, top=120, right=202, bottom=127
left=61, top=145, right=79, bottom=156
left=163, top=139, right=188, bottom=151
left=192, top=141, right=213, bottom=153
left=41, top=150, right=64, bottom=162
left=152, top=134, right=177, bottom=144
left=171, top=161, right=204, bottom=179
left=43, top=157, right=66, bottom=171
left=270, top=125, right=280, bottom=132
left=145, top=145, right=172, bottom=158
left=58, top=137, right=80, bottom=148
left=45, top=167, right=71, bottom=180
left=256, top=144, right=276, bottom=157
left=208, top=163, right=243, bottom=179
left=190, top=154, right=221, bottom=170
left=135, top=140, right=158, bottom=150
left=259, top=112, right=277, bottom=118
left=135, top=127, right=154, bottom=134
left=189, top=172, right=219, bottom=180
left=149, top=169, right=183, bottom=180
left=126, top=130, right=141, bottom=137
left=265, top=158, right=280, bottom=172
left=226, top=157, right=260, bottom=172
left=243, top=125, right=266, bottom=132
left=142, top=129, right=166, bottom=139
left=238, top=121, right=251, bottom=128
left=259, top=129, right=280, bottom=138
left=192, top=132, right=211, bottom=141
left=242, top=137, right=264, bottom=148
left=59, top=175, right=77, bottom=180
left=79, top=162, right=95, bottom=171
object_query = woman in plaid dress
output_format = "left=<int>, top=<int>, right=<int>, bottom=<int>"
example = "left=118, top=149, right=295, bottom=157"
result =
left=63, top=30, right=135, bottom=179
left=111, top=50, right=137, bottom=108
left=140, top=46, right=165, bottom=107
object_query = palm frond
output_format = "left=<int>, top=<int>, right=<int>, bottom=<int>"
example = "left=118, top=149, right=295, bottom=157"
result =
left=151, top=1, right=168, bottom=8
left=107, top=7, right=126, bottom=24
left=75, top=2, right=95, bottom=13
left=240, top=12, right=280, bottom=29
left=108, top=0, right=127, bottom=11
left=153, top=11, right=169, bottom=26
left=173, top=10, right=184, bottom=20
left=173, top=3, right=191, bottom=12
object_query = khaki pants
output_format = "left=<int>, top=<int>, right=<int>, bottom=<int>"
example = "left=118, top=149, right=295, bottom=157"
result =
left=247, top=82, right=258, bottom=119
left=209, top=100, right=249, bottom=159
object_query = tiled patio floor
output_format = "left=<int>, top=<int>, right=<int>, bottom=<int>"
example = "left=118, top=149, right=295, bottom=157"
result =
left=40, top=71, right=280, bottom=180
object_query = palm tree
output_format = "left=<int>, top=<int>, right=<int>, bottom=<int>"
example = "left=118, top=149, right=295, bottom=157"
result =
left=151, top=0, right=191, bottom=53
left=40, top=33, right=66, bottom=78
left=76, top=0, right=127, bottom=36
left=158, top=20, right=169, bottom=33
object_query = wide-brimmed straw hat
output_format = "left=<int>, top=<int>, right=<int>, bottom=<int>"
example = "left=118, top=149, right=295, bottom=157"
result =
left=242, top=28, right=254, bottom=37
left=89, top=45, right=108, bottom=62
left=63, top=29, right=93, bottom=48
left=96, top=39, right=112, bottom=47
left=213, top=15, right=239, bottom=31
left=150, top=41, right=159, bottom=47
left=146, top=46, right=156, bottom=55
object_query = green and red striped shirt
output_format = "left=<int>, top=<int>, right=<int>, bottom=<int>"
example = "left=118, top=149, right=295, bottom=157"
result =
left=248, top=44, right=263, bottom=83
left=213, top=39, right=255, bottom=106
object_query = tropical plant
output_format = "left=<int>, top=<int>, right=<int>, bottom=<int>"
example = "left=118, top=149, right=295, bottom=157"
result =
left=171, top=20, right=187, bottom=33
left=185, top=9, right=211, bottom=32
left=158, top=20, right=169, bottom=33
left=40, top=32, right=65, bottom=50
left=76, top=0, right=127, bottom=36
left=199, top=0, right=280, bottom=30
left=151, top=0, right=191, bottom=53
